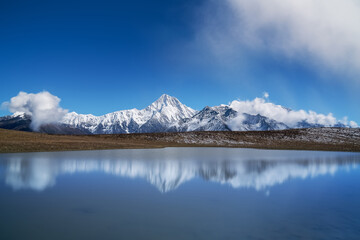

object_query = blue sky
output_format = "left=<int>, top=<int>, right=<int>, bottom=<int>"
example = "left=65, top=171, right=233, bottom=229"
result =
left=1, top=0, right=359, bottom=123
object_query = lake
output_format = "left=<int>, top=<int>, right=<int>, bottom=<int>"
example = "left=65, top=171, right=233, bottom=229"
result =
left=0, top=148, right=360, bottom=240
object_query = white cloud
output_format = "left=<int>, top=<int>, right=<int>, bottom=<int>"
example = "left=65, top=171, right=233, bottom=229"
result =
left=229, top=97, right=357, bottom=128
left=2, top=91, right=68, bottom=130
left=350, top=121, right=358, bottom=128
left=202, top=0, right=360, bottom=78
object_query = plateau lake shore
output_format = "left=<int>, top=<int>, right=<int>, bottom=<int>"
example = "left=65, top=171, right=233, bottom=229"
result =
left=1, top=127, right=360, bottom=153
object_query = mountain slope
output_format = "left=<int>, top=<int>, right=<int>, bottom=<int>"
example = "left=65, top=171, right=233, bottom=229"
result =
left=0, top=113, right=32, bottom=132
left=0, top=113, right=90, bottom=135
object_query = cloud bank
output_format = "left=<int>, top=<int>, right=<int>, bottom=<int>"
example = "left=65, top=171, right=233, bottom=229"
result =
left=2, top=91, right=68, bottom=130
left=229, top=95, right=357, bottom=128
left=202, top=0, right=360, bottom=77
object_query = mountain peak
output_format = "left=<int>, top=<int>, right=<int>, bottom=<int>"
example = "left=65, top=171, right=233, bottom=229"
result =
left=12, top=112, right=27, bottom=118
left=145, top=94, right=196, bottom=122
left=156, top=93, right=177, bottom=102
left=159, top=93, right=171, bottom=99
left=150, top=94, right=182, bottom=110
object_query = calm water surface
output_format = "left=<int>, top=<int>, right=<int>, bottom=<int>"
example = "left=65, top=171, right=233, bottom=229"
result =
left=0, top=148, right=360, bottom=240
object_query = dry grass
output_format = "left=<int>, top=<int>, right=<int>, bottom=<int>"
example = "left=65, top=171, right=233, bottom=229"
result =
left=0, top=128, right=359, bottom=153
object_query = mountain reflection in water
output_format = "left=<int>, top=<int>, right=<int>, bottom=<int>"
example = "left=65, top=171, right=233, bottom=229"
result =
left=0, top=148, right=359, bottom=192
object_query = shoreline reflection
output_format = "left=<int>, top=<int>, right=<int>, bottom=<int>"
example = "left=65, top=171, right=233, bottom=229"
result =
left=1, top=148, right=359, bottom=192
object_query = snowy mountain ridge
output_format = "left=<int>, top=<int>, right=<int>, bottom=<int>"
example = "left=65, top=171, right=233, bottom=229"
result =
left=1, top=94, right=356, bottom=134
left=61, top=94, right=197, bottom=134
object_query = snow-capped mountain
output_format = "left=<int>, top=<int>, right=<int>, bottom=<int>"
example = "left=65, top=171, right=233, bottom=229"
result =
left=0, top=94, right=356, bottom=134
left=169, top=105, right=288, bottom=132
left=169, top=105, right=235, bottom=132
left=0, top=112, right=32, bottom=132
left=61, top=94, right=197, bottom=134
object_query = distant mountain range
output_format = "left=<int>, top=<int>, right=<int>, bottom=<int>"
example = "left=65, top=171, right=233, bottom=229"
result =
left=0, top=94, right=352, bottom=134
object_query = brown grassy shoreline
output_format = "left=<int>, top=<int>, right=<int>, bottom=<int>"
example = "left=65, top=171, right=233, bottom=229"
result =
left=0, top=128, right=360, bottom=153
